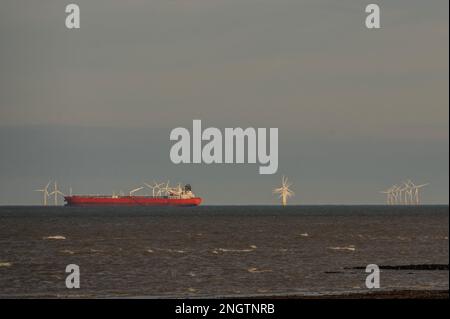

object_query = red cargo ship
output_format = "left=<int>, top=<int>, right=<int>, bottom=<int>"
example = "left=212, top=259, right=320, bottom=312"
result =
left=64, top=184, right=202, bottom=207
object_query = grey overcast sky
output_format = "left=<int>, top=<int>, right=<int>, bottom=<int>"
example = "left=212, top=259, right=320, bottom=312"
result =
left=0, top=0, right=448, bottom=205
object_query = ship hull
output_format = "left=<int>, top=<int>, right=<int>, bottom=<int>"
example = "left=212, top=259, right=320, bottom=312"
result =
left=64, top=196, right=202, bottom=207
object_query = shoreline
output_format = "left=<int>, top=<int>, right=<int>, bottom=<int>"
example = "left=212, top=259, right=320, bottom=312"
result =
left=250, top=290, right=449, bottom=299
left=1, top=290, right=448, bottom=299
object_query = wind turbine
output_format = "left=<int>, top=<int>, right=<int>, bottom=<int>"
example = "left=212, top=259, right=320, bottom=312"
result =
left=391, top=185, right=400, bottom=204
left=396, top=185, right=405, bottom=204
left=34, top=181, right=51, bottom=206
left=144, top=182, right=157, bottom=196
left=129, top=186, right=144, bottom=196
left=160, top=180, right=170, bottom=197
left=405, top=179, right=416, bottom=204
left=407, top=180, right=429, bottom=205
left=414, top=183, right=429, bottom=205
left=143, top=181, right=169, bottom=197
left=150, top=181, right=166, bottom=197
left=379, top=186, right=393, bottom=205
left=400, top=181, right=410, bottom=204
left=154, top=183, right=163, bottom=197
left=49, top=181, right=65, bottom=205
left=273, top=176, right=294, bottom=206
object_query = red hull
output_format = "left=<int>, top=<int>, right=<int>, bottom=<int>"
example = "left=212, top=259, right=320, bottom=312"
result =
left=64, top=196, right=202, bottom=207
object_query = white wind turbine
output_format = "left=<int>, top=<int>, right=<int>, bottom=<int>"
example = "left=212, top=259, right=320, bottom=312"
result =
left=144, top=182, right=158, bottom=197
left=149, top=181, right=166, bottom=197
left=399, top=182, right=413, bottom=205
left=34, top=181, right=51, bottom=206
left=379, top=186, right=394, bottom=205
left=396, top=185, right=405, bottom=205
left=391, top=185, right=400, bottom=204
left=273, top=176, right=294, bottom=206
left=404, top=180, right=417, bottom=204
left=49, top=181, right=65, bottom=205
left=396, top=182, right=406, bottom=204
left=414, top=183, right=429, bottom=205
left=156, top=184, right=164, bottom=197
left=407, top=180, right=429, bottom=205
left=160, top=180, right=171, bottom=197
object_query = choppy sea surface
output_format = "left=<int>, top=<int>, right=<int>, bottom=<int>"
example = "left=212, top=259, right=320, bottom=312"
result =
left=0, top=205, right=448, bottom=298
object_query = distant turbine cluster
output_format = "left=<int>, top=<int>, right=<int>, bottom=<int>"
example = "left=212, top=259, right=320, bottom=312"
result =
left=380, top=180, right=429, bottom=205
left=34, top=181, right=68, bottom=206
left=273, top=176, right=294, bottom=206
left=112, top=181, right=195, bottom=199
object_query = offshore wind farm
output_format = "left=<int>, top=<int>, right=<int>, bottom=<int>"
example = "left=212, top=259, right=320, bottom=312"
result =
left=32, top=176, right=434, bottom=206
left=379, top=180, right=430, bottom=205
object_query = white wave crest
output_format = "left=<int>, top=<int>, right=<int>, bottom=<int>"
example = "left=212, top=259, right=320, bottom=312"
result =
left=44, top=235, right=66, bottom=240
left=0, top=262, right=12, bottom=267
left=300, top=233, right=309, bottom=237
left=212, top=245, right=257, bottom=254
left=60, top=250, right=75, bottom=255
left=247, top=267, right=272, bottom=273
left=328, top=245, right=356, bottom=252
